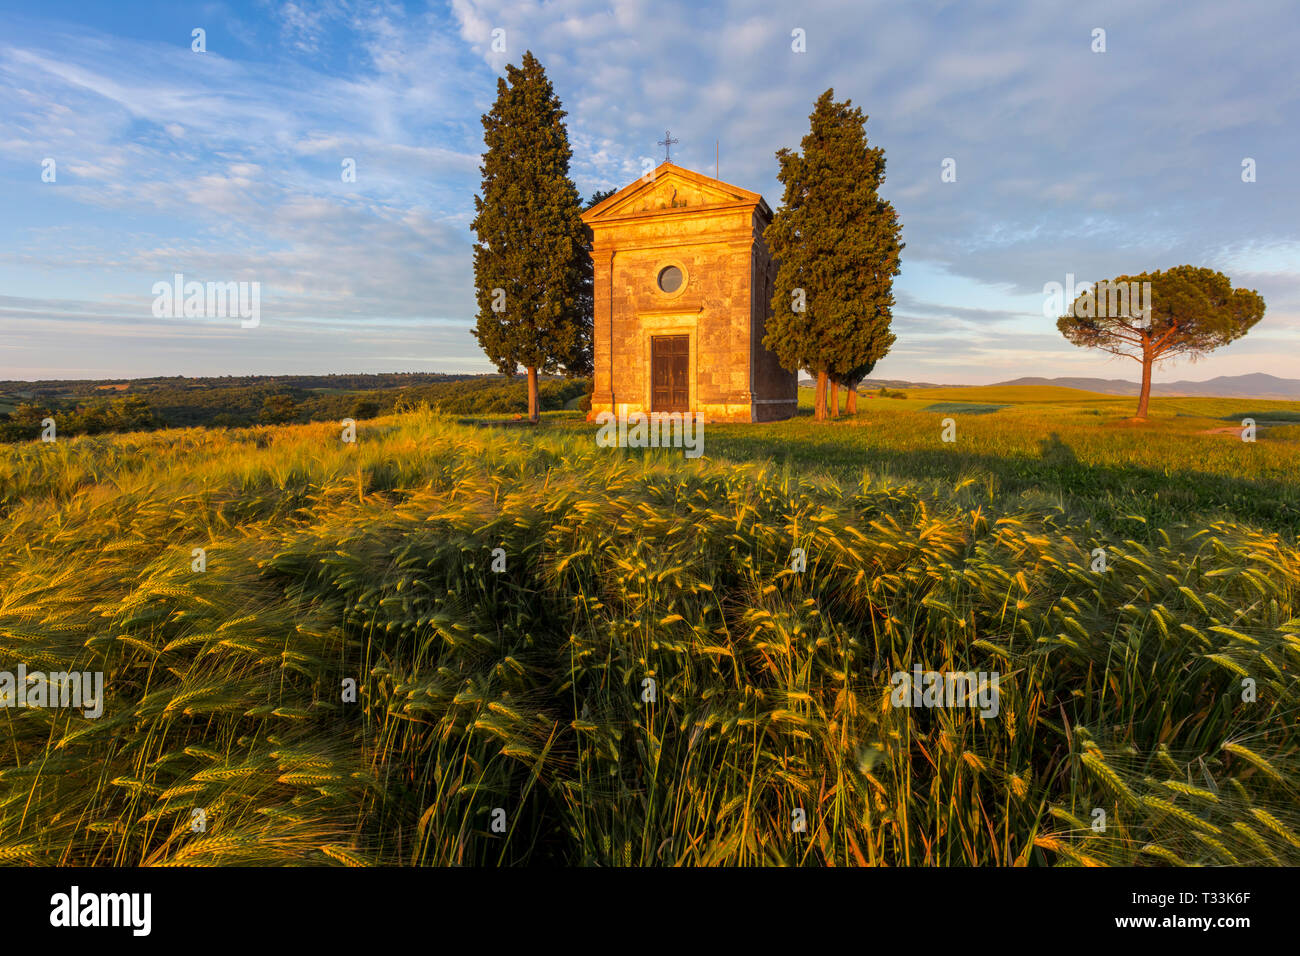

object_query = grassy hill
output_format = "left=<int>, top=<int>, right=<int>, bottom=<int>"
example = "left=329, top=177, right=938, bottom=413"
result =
left=1, top=391, right=1296, bottom=866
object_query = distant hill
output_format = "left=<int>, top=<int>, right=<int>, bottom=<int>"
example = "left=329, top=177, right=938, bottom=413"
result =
left=993, top=373, right=1300, bottom=400
left=796, top=373, right=1300, bottom=400
left=990, top=376, right=1140, bottom=395
left=0, top=372, right=589, bottom=441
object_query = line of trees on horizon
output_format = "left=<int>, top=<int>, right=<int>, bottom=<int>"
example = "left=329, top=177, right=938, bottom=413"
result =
left=0, top=374, right=591, bottom=442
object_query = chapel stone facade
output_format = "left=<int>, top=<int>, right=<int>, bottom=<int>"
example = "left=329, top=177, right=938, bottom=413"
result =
left=581, top=162, right=797, bottom=423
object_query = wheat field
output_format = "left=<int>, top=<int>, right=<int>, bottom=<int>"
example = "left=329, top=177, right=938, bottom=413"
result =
left=0, top=406, right=1296, bottom=865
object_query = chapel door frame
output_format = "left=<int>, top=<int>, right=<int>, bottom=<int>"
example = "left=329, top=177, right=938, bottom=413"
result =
left=650, top=334, right=690, bottom=412
left=639, top=315, right=698, bottom=414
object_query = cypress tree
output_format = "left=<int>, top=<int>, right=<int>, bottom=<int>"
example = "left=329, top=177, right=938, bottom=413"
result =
left=764, top=89, right=903, bottom=421
left=471, top=51, right=588, bottom=422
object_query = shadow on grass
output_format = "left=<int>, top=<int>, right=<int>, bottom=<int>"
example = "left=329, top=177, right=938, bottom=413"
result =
left=922, top=402, right=1010, bottom=415
left=699, top=427, right=1300, bottom=533
left=1222, top=409, right=1300, bottom=423
left=1038, top=432, right=1079, bottom=466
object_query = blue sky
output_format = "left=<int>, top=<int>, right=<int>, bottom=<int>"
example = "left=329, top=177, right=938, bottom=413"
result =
left=1, top=0, right=1297, bottom=384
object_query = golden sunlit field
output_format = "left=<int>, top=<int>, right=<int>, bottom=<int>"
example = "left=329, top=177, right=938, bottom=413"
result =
left=1, top=388, right=1297, bottom=865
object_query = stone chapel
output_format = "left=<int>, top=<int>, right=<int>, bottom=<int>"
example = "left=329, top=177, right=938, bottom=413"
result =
left=581, top=162, right=797, bottom=423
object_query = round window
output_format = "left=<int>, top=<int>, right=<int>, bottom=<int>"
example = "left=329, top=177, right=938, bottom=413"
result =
left=657, top=265, right=683, bottom=294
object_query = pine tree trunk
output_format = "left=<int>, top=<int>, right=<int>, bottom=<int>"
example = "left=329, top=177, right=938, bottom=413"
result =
left=846, top=381, right=858, bottom=415
left=829, top=378, right=839, bottom=418
left=814, top=370, right=827, bottom=421
left=1135, top=351, right=1153, bottom=420
left=527, top=367, right=539, bottom=423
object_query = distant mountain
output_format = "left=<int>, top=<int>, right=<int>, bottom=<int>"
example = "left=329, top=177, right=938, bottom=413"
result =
left=796, top=372, right=1300, bottom=399
left=991, top=376, right=1140, bottom=395
left=993, top=373, right=1300, bottom=399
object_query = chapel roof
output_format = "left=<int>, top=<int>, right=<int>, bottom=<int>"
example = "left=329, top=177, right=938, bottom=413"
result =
left=581, top=162, right=772, bottom=223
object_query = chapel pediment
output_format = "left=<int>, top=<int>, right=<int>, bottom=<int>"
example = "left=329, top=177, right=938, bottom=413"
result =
left=582, top=163, right=768, bottom=222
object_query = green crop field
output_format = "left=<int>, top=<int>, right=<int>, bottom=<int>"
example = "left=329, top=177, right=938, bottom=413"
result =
left=577, top=389, right=1300, bottom=533
left=1, top=388, right=1296, bottom=866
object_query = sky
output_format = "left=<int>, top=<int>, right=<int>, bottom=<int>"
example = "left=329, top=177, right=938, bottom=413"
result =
left=1, top=0, right=1297, bottom=385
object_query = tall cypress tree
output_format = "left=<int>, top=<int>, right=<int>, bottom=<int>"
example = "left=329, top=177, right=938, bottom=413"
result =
left=764, top=89, right=903, bottom=421
left=471, top=51, right=588, bottom=422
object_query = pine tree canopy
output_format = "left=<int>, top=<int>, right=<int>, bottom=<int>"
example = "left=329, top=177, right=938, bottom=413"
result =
left=1057, top=265, right=1265, bottom=362
left=1057, top=265, right=1265, bottom=418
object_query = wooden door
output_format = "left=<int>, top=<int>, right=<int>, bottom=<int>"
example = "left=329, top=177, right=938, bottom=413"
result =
left=651, top=335, right=689, bottom=412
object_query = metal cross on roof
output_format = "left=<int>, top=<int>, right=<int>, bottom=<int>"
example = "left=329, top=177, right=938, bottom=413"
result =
left=657, top=130, right=679, bottom=162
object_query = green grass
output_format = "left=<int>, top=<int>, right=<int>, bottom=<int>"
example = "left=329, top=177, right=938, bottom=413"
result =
left=754, top=391, right=1300, bottom=534
left=0, top=391, right=1296, bottom=866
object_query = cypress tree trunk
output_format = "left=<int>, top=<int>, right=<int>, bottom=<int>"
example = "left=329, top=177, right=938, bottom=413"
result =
left=814, top=370, right=827, bottom=421
left=527, top=367, right=539, bottom=423
left=846, top=382, right=858, bottom=415
left=829, top=378, right=839, bottom=418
